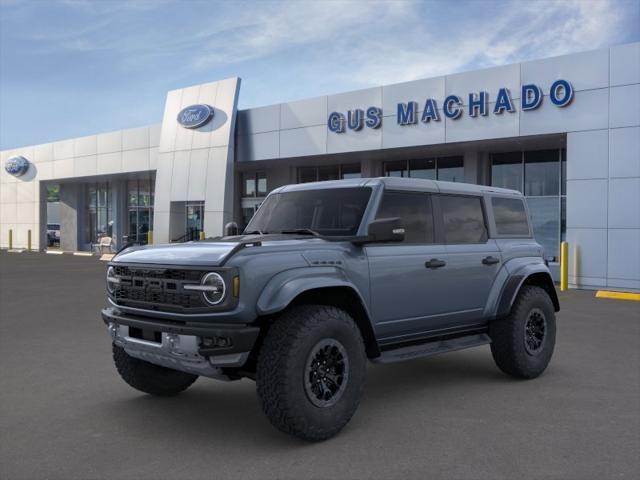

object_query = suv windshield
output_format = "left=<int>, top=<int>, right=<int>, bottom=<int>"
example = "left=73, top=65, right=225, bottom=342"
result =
left=245, top=187, right=371, bottom=237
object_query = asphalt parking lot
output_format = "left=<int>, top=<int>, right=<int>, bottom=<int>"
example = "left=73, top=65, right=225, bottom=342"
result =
left=0, top=251, right=638, bottom=480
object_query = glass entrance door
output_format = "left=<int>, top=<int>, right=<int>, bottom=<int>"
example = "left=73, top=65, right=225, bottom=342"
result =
left=186, top=202, right=204, bottom=241
left=127, top=178, right=154, bottom=245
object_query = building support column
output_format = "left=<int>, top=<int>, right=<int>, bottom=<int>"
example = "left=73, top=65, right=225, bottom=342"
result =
left=59, top=183, right=80, bottom=251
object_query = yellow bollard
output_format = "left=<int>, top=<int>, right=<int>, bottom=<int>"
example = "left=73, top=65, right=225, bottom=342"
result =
left=8, top=229, right=12, bottom=250
left=199, top=231, right=205, bottom=241
left=147, top=230, right=153, bottom=245
left=560, top=241, right=568, bottom=291
left=28, top=229, right=32, bottom=252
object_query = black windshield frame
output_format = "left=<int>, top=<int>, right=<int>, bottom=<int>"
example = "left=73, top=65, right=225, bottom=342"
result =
left=244, top=187, right=372, bottom=237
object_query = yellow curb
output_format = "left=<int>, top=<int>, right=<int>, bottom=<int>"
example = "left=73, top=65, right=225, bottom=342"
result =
left=8, top=249, right=25, bottom=253
left=595, top=290, right=640, bottom=302
left=72, top=251, right=94, bottom=257
left=46, top=250, right=65, bottom=255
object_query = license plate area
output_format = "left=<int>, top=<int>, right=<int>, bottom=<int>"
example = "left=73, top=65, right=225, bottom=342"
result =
left=128, top=326, right=162, bottom=344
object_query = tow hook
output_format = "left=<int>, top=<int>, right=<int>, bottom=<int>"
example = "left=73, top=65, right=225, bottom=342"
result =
left=108, top=322, right=119, bottom=340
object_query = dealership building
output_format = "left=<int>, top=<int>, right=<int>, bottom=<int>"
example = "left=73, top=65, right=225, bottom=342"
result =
left=1, top=42, right=639, bottom=291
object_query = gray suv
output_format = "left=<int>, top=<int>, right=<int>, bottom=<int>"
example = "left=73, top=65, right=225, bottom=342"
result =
left=102, top=177, right=559, bottom=441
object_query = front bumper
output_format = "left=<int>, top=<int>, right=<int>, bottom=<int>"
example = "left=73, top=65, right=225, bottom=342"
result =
left=102, top=307, right=260, bottom=379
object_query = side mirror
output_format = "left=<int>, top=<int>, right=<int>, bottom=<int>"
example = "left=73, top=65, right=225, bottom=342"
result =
left=224, top=222, right=239, bottom=237
left=364, top=217, right=405, bottom=243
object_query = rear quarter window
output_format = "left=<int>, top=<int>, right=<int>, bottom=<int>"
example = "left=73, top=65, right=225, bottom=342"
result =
left=491, top=197, right=530, bottom=236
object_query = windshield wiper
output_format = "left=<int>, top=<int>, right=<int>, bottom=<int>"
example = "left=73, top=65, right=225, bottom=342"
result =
left=243, top=230, right=267, bottom=235
left=280, top=228, right=321, bottom=237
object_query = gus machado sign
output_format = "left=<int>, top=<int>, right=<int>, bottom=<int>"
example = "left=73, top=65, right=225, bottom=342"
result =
left=328, top=79, right=573, bottom=133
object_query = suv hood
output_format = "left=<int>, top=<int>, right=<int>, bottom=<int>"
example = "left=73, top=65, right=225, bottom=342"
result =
left=112, top=234, right=342, bottom=267
left=113, top=242, right=240, bottom=266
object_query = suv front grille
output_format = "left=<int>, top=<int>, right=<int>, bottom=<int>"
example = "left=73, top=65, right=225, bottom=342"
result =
left=112, top=266, right=207, bottom=312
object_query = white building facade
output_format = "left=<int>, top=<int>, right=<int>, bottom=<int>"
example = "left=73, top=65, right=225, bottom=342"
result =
left=1, top=43, right=639, bottom=291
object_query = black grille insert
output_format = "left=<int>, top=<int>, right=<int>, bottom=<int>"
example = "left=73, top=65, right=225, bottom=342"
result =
left=112, top=266, right=207, bottom=311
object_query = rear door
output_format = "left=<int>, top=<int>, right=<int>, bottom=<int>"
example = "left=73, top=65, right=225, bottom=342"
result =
left=366, top=190, right=452, bottom=342
left=436, top=194, right=501, bottom=324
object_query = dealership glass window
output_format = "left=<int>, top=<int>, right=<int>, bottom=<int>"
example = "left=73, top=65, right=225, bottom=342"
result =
left=318, top=165, right=340, bottom=182
left=242, top=171, right=267, bottom=197
left=185, top=202, right=204, bottom=241
left=242, top=207, right=257, bottom=228
left=47, top=185, right=60, bottom=202
left=87, top=182, right=113, bottom=245
left=298, top=167, right=317, bottom=183
left=341, top=164, right=362, bottom=179
left=384, top=156, right=463, bottom=181
left=491, top=152, right=523, bottom=192
left=561, top=149, right=567, bottom=196
left=437, top=156, right=464, bottom=182
left=385, top=160, right=409, bottom=178
left=297, top=164, right=361, bottom=183
left=408, top=159, right=436, bottom=180
left=127, top=178, right=154, bottom=244
left=524, top=150, right=559, bottom=196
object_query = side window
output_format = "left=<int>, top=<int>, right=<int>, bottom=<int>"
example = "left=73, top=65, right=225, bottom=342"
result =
left=440, top=195, right=487, bottom=244
left=492, top=197, right=530, bottom=235
left=375, top=191, right=434, bottom=243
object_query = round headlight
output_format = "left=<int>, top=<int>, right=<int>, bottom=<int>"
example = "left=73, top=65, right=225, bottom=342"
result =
left=106, top=266, right=118, bottom=294
left=201, top=272, right=226, bottom=305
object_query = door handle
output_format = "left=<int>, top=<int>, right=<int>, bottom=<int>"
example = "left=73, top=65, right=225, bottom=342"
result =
left=482, top=256, right=500, bottom=265
left=425, top=258, right=446, bottom=269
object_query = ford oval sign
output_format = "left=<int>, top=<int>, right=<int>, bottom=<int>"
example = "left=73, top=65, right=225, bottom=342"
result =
left=5, top=156, right=29, bottom=176
left=176, top=104, right=214, bottom=129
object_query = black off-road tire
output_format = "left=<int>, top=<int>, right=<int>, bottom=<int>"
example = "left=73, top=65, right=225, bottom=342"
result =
left=256, top=305, right=367, bottom=441
left=112, top=344, right=198, bottom=396
left=489, top=285, right=556, bottom=379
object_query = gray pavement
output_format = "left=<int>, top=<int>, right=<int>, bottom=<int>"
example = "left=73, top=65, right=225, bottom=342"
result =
left=1, top=251, right=639, bottom=480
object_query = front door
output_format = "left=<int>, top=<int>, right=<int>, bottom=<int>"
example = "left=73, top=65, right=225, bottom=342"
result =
left=366, top=191, right=453, bottom=343
left=185, top=202, right=204, bottom=241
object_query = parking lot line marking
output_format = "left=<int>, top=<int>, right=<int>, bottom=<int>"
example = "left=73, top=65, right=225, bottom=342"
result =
left=596, top=290, right=640, bottom=302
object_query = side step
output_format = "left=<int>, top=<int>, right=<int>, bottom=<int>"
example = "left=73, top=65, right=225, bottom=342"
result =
left=373, top=333, right=491, bottom=364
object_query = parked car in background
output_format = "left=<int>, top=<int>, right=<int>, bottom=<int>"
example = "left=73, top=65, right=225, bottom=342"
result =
left=47, top=223, right=60, bottom=246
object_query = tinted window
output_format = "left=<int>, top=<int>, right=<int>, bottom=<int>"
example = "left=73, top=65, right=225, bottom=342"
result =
left=409, top=158, right=436, bottom=180
left=492, top=197, right=530, bottom=235
left=375, top=191, right=434, bottom=243
left=491, top=152, right=523, bottom=192
left=245, top=187, right=371, bottom=236
left=437, top=156, right=464, bottom=182
left=524, top=150, right=559, bottom=196
left=440, top=195, right=487, bottom=244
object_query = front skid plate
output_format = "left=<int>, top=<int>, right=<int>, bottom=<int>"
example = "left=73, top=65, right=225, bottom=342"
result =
left=108, top=323, right=248, bottom=380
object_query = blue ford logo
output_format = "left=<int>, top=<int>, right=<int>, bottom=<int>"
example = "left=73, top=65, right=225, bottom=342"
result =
left=176, top=104, right=214, bottom=129
left=5, top=156, right=29, bottom=176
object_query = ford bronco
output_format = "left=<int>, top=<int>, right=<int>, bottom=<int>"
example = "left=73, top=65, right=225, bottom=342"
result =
left=102, top=177, right=559, bottom=441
